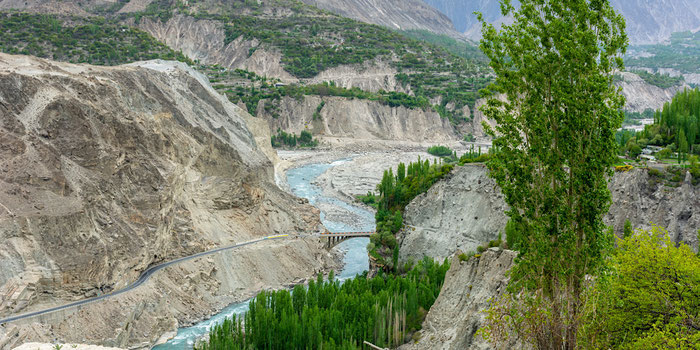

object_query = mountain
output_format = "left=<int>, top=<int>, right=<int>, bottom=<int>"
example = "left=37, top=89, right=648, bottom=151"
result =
left=423, top=0, right=700, bottom=45
left=0, top=53, right=334, bottom=348
left=299, top=0, right=463, bottom=38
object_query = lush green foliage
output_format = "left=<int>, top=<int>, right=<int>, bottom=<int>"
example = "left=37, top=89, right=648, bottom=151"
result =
left=196, top=259, right=450, bottom=349
left=426, top=145, right=454, bottom=157
left=626, top=31, right=700, bottom=74
left=209, top=70, right=431, bottom=115
left=640, top=88, right=700, bottom=163
left=0, top=12, right=192, bottom=65
left=270, top=129, right=317, bottom=148
left=458, top=145, right=489, bottom=165
left=478, top=0, right=627, bottom=347
left=580, top=227, right=700, bottom=349
left=369, top=159, right=453, bottom=270
left=400, top=29, right=487, bottom=62
left=630, top=70, right=684, bottom=89
left=622, top=220, right=633, bottom=238
left=622, top=108, right=654, bottom=126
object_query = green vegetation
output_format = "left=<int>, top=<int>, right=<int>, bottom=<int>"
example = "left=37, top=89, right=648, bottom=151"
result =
left=270, top=129, right=318, bottom=148
left=0, top=12, right=192, bottom=66
left=623, top=219, right=633, bottom=238
left=209, top=69, right=432, bottom=116
left=477, top=0, right=627, bottom=348
left=356, top=192, right=378, bottom=209
left=626, top=31, right=700, bottom=74
left=458, top=145, right=489, bottom=164
left=630, top=70, right=684, bottom=89
left=580, top=227, right=700, bottom=349
left=399, top=29, right=487, bottom=62
left=369, top=159, right=453, bottom=270
left=134, top=0, right=489, bottom=121
left=622, top=109, right=654, bottom=126
left=640, top=88, right=700, bottom=163
left=196, top=259, right=450, bottom=349
left=426, top=145, right=453, bottom=157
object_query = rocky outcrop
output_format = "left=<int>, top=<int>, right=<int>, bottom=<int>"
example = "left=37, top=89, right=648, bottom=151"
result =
left=607, top=168, right=700, bottom=250
left=399, top=248, right=520, bottom=350
left=300, top=0, right=463, bottom=38
left=398, top=164, right=506, bottom=264
left=258, top=96, right=460, bottom=143
left=0, top=53, right=334, bottom=348
left=306, top=59, right=410, bottom=94
left=136, top=15, right=299, bottom=83
left=398, top=165, right=699, bottom=264
left=615, top=71, right=690, bottom=112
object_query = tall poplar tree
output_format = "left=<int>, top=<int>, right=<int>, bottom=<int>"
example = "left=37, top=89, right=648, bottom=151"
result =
left=477, top=0, right=627, bottom=348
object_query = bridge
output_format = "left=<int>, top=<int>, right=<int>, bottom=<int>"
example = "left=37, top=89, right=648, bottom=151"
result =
left=0, top=231, right=373, bottom=325
left=318, top=231, right=374, bottom=248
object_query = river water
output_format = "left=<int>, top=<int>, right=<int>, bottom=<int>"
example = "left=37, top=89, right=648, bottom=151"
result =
left=153, top=159, right=374, bottom=349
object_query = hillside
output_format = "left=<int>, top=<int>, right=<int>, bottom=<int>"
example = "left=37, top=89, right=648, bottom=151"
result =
left=398, top=165, right=699, bottom=264
left=424, top=0, right=700, bottom=45
left=299, top=0, right=462, bottom=38
left=0, top=53, right=335, bottom=348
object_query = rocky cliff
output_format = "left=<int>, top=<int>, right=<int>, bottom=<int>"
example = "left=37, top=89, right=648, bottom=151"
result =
left=258, top=96, right=460, bottom=143
left=398, top=248, right=521, bottom=350
left=616, top=71, right=690, bottom=112
left=300, top=0, right=462, bottom=38
left=0, top=53, right=335, bottom=348
left=399, top=165, right=699, bottom=265
left=399, top=164, right=506, bottom=264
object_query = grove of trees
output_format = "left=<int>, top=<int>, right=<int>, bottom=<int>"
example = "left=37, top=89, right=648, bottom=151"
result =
left=196, top=258, right=450, bottom=350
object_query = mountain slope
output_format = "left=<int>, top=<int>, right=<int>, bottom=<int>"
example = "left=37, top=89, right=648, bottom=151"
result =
left=423, top=0, right=700, bottom=45
left=300, top=0, right=463, bottom=38
left=0, top=53, right=333, bottom=348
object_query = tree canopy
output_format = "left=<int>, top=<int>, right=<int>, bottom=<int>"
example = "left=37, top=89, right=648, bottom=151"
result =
left=478, top=0, right=627, bottom=348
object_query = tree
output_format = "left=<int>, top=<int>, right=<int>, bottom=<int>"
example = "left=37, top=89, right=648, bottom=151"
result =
left=478, top=0, right=627, bottom=348
left=580, top=226, right=700, bottom=349
left=623, top=219, right=633, bottom=238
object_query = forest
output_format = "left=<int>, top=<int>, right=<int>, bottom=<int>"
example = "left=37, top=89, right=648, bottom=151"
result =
left=639, top=88, right=700, bottom=162
left=196, top=258, right=450, bottom=350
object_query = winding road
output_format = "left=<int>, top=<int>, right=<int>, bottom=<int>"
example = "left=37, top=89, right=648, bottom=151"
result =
left=0, top=232, right=374, bottom=325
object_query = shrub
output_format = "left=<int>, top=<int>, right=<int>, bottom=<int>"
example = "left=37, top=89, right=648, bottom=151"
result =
left=580, top=226, right=700, bottom=349
left=427, top=145, right=453, bottom=157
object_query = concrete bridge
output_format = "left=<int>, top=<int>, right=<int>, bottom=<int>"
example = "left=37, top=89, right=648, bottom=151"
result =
left=318, top=231, right=374, bottom=248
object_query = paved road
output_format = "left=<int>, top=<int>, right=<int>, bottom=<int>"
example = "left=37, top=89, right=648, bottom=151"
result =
left=0, top=232, right=373, bottom=325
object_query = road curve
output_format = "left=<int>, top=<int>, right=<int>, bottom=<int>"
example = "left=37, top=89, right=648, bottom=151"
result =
left=0, top=234, right=291, bottom=325
left=0, top=232, right=372, bottom=325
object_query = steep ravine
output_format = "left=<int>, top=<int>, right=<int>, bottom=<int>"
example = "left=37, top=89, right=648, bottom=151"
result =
left=0, top=54, right=336, bottom=349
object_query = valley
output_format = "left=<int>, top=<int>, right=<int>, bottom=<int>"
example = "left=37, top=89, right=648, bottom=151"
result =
left=0, top=0, right=698, bottom=349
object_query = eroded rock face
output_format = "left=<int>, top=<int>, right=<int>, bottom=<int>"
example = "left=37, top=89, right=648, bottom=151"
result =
left=399, top=164, right=506, bottom=264
left=399, top=248, right=521, bottom=350
left=300, top=0, right=462, bottom=38
left=607, top=168, right=700, bottom=251
left=0, top=53, right=334, bottom=348
left=258, top=95, right=460, bottom=143
left=399, top=165, right=699, bottom=265
left=615, top=71, right=690, bottom=112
